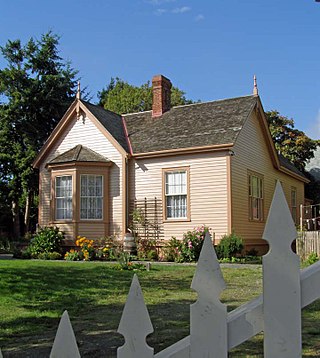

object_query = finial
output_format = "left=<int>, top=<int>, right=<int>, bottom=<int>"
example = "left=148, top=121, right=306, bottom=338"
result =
left=253, top=75, right=258, bottom=96
left=76, top=81, right=81, bottom=100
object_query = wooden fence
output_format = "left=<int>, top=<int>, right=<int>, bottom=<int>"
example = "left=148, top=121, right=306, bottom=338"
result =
left=1, top=182, right=320, bottom=358
left=296, top=231, right=320, bottom=259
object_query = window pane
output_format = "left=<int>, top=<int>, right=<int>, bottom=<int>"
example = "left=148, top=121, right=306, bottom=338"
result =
left=55, top=176, right=72, bottom=220
left=249, top=174, right=263, bottom=221
left=80, top=175, right=103, bottom=219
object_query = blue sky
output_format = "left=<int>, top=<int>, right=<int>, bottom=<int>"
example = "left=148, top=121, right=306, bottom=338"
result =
left=1, top=0, right=320, bottom=138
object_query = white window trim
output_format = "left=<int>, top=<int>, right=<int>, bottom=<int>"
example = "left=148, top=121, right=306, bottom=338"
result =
left=164, top=169, right=189, bottom=220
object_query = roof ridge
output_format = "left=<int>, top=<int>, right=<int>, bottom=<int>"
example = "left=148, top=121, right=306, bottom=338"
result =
left=122, top=94, right=256, bottom=116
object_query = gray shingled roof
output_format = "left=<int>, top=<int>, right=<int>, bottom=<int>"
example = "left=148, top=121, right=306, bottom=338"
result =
left=49, top=145, right=111, bottom=164
left=123, top=95, right=257, bottom=153
left=278, top=154, right=308, bottom=179
left=82, top=100, right=129, bottom=152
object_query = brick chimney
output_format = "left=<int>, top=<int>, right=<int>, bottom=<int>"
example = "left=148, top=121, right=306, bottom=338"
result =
left=152, top=75, right=172, bottom=117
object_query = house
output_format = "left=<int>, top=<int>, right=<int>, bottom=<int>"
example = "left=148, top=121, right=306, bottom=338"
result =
left=33, top=75, right=308, bottom=253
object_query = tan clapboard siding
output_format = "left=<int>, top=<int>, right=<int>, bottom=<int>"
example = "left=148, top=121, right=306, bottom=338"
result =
left=39, top=113, right=123, bottom=237
left=231, top=111, right=304, bottom=250
left=54, top=223, right=74, bottom=239
left=39, top=169, right=50, bottom=226
left=131, top=152, right=229, bottom=241
left=78, top=223, right=106, bottom=240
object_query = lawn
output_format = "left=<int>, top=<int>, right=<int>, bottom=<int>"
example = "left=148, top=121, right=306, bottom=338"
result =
left=0, top=260, right=319, bottom=357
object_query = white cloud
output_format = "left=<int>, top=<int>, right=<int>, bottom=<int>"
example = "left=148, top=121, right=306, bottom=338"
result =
left=155, top=8, right=167, bottom=15
left=172, top=6, right=191, bottom=14
left=305, top=109, right=320, bottom=141
left=195, top=14, right=204, bottom=21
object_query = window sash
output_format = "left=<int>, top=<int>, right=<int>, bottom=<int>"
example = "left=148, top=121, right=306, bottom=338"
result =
left=55, top=176, right=72, bottom=220
left=291, top=188, right=297, bottom=223
left=249, top=174, right=263, bottom=221
left=80, top=175, right=103, bottom=220
left=165, top=171, right=187, bottom=219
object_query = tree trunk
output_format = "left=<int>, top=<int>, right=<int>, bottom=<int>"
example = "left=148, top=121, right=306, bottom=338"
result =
left=24, top=190, right=31, bottom=234
left=12, top=200, right=20, bottom=238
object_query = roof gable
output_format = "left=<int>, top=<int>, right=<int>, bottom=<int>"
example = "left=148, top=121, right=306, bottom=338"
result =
left=33, top=100, right=129, bottom=168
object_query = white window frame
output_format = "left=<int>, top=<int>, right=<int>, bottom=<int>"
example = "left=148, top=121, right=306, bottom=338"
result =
left=164, top=169, right=188, bottom=220
left=55, top=175, right=73, bottom=220
left=80, top=174, right=103, bottom=220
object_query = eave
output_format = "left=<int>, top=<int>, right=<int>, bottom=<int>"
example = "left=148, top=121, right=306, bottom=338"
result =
left=132, top=143, right=234, bottom=159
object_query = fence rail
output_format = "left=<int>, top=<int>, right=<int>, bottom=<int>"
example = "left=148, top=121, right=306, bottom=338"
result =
left=1, top=182, right=320, bottom=358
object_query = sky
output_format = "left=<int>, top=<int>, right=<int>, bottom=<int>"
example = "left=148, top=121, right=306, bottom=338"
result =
left=1, top=0, right=320, bottom=138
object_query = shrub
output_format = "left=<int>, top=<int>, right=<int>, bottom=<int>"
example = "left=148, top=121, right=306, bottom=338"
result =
left=304, top=252, right=319, bottom=266
left=37, top=252, right=62, bottom=260
left=0, top=237, right=14, bottom=253
left=136, top=238, right=158, bottom=261
left=215, top=231, right=244, bottom=259
left=28, top=226, right=64, bottom=258
left=165, top=226, right=209, bottom=263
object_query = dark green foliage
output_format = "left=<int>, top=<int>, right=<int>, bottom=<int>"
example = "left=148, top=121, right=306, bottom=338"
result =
left=98, top=77, right=194, bottom=114
left=265, top=110, right=319, bottom=172
left=0, top=32, right=78, bottom=236
left=28, top=226, right=64, bottom=258
left=215, top=231, right=244, bottom=259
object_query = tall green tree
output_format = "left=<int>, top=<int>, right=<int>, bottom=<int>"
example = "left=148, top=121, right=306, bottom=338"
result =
left=0, top=32, right=78, bottom=237
left=98, top=77, right=193, bottom=114
left=265, top=110, right=319, bottom=172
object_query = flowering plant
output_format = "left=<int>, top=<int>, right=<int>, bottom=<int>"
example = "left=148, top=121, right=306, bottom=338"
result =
left=165, top=225, right=210, bottom=263
left=64, top=236, right=95, bottom=261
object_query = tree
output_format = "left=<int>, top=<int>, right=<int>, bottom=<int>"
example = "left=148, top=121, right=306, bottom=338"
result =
left=98, top=77, right=194, bottom=114
left=265, top=110, right=319, bottom=172
left=0, top=32, right=78, bottom=237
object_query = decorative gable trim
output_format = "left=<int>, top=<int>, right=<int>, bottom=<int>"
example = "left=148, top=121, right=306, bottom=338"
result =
left=33, top=100, right=128, bottom=169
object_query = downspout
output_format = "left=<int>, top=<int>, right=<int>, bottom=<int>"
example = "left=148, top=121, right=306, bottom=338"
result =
left=122, top=116, right=133, bottom=233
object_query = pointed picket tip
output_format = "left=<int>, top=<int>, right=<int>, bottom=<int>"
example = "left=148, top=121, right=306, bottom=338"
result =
left=118, top=274, right=153, bottom=337
left=263, top=180, right=297, bottom=251
left=191, top=232, right=226, bottom=298
left=50, top=310, right=80, bottom=358
left=0, top=347, right=3, bottom=358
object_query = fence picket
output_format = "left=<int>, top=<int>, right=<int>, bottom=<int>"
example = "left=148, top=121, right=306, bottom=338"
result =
left=190, top=232, right=227, bottom=357
left=50, top=310, right=80, bottom=358
left=117, top=274, right=154, bottom=358
left=262, top=181, right=301, bottom=358
left=0, top=347, right=3, bottom=358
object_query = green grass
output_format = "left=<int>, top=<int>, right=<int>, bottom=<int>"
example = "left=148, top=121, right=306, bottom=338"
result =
left=0, top=260, right=319, bottom=357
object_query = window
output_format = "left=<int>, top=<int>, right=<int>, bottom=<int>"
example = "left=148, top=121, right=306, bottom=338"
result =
left=164, top=170, right=188, bottom=219
left=80, top=175, right=103, bottom=220
left=55, top=176, right=73, bottom=220
left=291, top=187, right=297, bottom=224
left=248, top=172, right=264, bottom=221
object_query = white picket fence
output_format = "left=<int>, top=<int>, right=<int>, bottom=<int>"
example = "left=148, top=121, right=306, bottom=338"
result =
left=1, top=181, right=320, bottom=358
